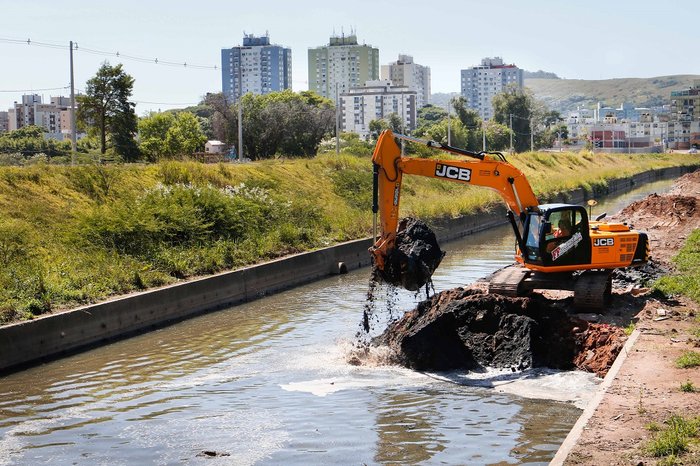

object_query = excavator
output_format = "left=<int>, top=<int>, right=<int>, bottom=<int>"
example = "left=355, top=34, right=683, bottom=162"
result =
left=369, top=130, right=650, bottom=310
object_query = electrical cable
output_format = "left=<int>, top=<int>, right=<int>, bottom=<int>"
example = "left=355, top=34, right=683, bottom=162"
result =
left=0, top=36, right=218, bottom=71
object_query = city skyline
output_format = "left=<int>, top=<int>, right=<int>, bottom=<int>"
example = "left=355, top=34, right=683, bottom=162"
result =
left=1, top=0, right=699, bottom=114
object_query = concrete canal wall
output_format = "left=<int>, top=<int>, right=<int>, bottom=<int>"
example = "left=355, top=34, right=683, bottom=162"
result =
left=0, top=164, right=696, bottom=373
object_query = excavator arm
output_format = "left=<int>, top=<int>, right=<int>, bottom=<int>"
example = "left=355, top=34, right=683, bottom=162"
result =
left=370, top=130, right=539, bottom=270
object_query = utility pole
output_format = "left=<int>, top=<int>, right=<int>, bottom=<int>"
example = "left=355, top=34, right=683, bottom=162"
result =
left=482, top=119, right=486, bottom=151
left=509, top=113, right=513, bottom=153
left=447, top=98, right=451, bottom=146
left=237, top=55, right=243, bottom=161
left=400, top=90, right=405, bottom=156
left=335, top=83, right=340, bottom=154
left=69, top=41, right=77, bottom=163
left=530, top=117, right=534, bottom=152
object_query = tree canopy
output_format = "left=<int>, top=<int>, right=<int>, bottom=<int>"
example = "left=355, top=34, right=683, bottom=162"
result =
left=204, top=90, right=335, bottom=160
left=77, top=62, right=139, bottom=160
left=138, top=112, right=206, bottom=160
left=492, top=87, right=534, bottom=152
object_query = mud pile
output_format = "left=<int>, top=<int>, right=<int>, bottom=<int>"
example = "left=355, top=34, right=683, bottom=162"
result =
left=617, top=193, right=697, bottom=224
left=372, top=217, right=445, bottom=291
left=371, top=288, right=624, bottom=376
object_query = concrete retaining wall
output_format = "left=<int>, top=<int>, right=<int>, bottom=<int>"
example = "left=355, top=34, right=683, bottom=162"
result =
left=0, top=165, right=696, bottom=373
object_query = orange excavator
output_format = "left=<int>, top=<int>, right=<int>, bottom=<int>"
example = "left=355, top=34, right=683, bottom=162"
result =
left=369, top=130, right=650, bottom=309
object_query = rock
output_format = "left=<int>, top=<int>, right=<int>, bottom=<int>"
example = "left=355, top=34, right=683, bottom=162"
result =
left=374, top=217, right=445, bottom=291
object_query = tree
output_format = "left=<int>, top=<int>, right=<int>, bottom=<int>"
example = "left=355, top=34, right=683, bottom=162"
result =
left=203, top=93, right=236, bottom=143
left=0, top=125, right=71, bottom=157
left=414, top=118, right=468, bottom=149
left=417, top=104, right=448, bottom=129
left=77, top=62, right=139, bottom=160
left=492, top=86, right=534, bottom=152
left=138, top=112, right=206, bottom=160
left=484, top=121, right=512, bottom=151
left=451, top=97, right=483, bottom=151
left=369, top=119, right=390, bottom=140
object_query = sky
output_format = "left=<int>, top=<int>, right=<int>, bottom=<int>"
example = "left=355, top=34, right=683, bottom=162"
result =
left=1, top=0, right=698, bottom=115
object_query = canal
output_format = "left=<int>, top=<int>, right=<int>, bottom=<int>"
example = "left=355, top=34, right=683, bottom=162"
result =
left=0, top=179, right=673, bottom=465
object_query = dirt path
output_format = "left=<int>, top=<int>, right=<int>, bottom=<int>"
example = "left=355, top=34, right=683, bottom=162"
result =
left=560, top=172, right=700, bottom=465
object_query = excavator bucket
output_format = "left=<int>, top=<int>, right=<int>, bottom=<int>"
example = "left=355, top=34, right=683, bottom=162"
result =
left=371, top=218, right=445, bottom=291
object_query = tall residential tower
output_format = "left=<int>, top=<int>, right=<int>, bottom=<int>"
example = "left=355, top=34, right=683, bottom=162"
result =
left=381, top=55, right=430, bottom=109
left=221, top=33, right=292, bottom=102
left=308, top=33, right=379, bottom=104
left=460, top=57, right=523, bottom=120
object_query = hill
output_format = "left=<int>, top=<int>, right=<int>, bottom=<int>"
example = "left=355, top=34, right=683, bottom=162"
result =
left=526, top=75, right=700, bottom=114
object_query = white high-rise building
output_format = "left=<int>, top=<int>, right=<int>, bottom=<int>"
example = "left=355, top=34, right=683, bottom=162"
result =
left=460, top=57, right=523, bottom=120
left=221, top=33, right=292, bottom=102
left=7, top=94, right=76, bottom=139
left=339, top=79, right=416, bottom=139
left=308, top=33, right=379, bottom=104
left=381, top=55, right=430, bottom=109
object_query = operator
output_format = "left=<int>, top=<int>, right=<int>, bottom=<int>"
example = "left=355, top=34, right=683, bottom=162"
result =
left=554, top=219, right=572, bottom=238
left=546, top=219, right=573, bottom=253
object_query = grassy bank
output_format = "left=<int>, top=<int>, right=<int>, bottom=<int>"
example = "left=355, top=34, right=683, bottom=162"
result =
left=1, top=149, right=697, bottom=323
left=655, top=230, right=700, bottom=303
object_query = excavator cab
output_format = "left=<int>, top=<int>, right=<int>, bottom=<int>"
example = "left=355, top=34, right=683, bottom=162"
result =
left=521, top=205, right=592, bottom=267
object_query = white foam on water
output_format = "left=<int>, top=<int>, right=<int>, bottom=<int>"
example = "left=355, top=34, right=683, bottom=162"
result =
left=426, top=367, right=601, bottom=409
left=118, top=407, right=290, bottom=466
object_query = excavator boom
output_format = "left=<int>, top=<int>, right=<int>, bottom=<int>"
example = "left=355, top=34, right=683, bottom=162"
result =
left=371, top=130, right=537, bottom=269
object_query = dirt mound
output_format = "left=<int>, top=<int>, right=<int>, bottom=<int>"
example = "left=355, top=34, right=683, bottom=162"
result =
left=369, top=289, right=624, bottom=376
left=373, top=217, right=445, bottom=291
left=573, top=323, right=626, bottom=377
left=612, top=191, right=700, bottom=264
left=617, top=193, right=696, bottom=223
left=667, top=170, right=700, bottom=196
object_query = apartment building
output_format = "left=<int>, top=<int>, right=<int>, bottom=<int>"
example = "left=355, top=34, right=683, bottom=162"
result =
left=339, top=79, right=416, bottom=139
left=381, top=55, right=430, bottom=109
left=460, top=57, right=523, bottom=120
left=0, top=111, right=8, bottom=133
left=6, top=94, right=76, bottom=139
left=308, top=33, right=379, bottom=104
left=668, top=80, right=700, bottom=149
left=221, top=33, right=292, bottom=102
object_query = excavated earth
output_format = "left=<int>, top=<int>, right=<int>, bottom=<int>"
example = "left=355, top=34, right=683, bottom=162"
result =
left=355, top=170, right=700, bottom=464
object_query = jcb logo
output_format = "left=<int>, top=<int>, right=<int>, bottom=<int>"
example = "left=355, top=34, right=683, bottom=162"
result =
left=435, top=164, right=471, bottom=182
left=594, top=238, right=614, bottom=247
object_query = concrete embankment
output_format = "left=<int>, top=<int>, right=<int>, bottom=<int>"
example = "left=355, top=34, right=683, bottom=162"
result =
left=0, top=165, right=695, bottom=373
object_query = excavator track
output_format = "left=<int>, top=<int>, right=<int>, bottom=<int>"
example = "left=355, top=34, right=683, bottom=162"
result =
left=573, top=272, right=612, bottom=310
left=488, top=265, right=530, bottom=297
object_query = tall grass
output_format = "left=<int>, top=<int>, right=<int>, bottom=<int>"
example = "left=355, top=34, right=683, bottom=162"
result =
left=0, top=150, right=696, bottom=323
left=655, top=230, right=700, bottom=303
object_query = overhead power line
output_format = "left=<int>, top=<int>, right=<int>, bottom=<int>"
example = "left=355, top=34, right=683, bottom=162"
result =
left=0, top=85, right=70, bottom=93
left=0, top=36, right=219, bottom=71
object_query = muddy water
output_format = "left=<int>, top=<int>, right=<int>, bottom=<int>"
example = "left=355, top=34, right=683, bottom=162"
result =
left=0, top=180, right=673, bottom=465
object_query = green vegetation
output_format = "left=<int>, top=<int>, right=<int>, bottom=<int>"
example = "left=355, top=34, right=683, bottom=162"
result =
left=77, top=62, right=139, bottom=159
left=624, top=321, right=636, bottom=336
left=655, top=230, right=700, bottom=302
left=675, top=351, right=700, bottom=369
left=138, top=112, right=206, bottom=161
left=644, top=415, right=700, bottom=459
left=680, top=381, right=696, bottom=393
left=0, top=149, right=696, bottom=324
left=0, top=126, right=72, bottom=159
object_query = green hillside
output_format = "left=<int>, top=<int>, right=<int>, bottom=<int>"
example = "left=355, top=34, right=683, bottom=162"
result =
left=526, top=75, right=700, bottom=113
